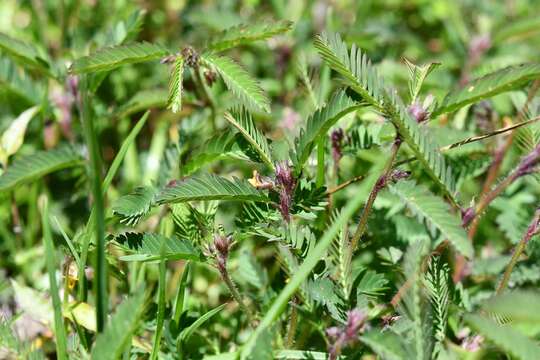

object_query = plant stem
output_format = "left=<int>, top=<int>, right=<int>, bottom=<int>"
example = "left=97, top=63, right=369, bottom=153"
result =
left=497, top=208, right=540, bottom=294
left=326, top=175, right=365, bottom=195
left=80, top=76, right=107, bottom=332
left=218, top=265, right=254, bottom=322
left=193, top=67, right=217, bottom=132
left=345, top=138, right=401, bottom=270
left=285, top=298, right=298, bottom=348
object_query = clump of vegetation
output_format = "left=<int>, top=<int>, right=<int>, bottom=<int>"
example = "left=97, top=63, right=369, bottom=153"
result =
left=0, top=1, right=540, bottom=359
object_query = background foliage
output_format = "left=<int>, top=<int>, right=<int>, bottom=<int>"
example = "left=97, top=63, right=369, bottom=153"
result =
left=0, top=0, right=540, bottom=359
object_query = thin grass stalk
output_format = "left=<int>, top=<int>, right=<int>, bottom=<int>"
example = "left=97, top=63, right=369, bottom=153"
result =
left=80, top=75, right=107, bottom=331
left=151, top=257, right=167, bottom=359
left=40, top=196, right=68, bottom=360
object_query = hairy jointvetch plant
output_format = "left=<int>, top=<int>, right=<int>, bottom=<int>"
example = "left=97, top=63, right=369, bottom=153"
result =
left=4, top=3, right=540, bottom=359
left=208, top=234, right=254, bottom=321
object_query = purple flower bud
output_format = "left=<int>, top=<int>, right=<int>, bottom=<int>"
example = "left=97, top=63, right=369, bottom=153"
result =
left=389, top=169, right=410, bottom=183
left=461, top=207, right=476, bottom=227
left=325, top=326, right=340, bottom=340
left=408, top=101, right=429, bottom=123
left=344, top=309, right=366, bottom=339
left=213, top=234, right=232, bottom=259
left=275, top=162, right=296, bottom=223
left=469, top=34, right=491, bottom=59
left=331, top=128, right=344, bottom=164
left=326, top=308, right=367, bottom=360
left=181, top=46, right=199, bottom=68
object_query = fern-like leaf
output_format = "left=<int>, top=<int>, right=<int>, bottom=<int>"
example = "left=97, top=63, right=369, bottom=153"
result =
left=0, top=57, right=42, bottom=104
left=389, top=180, right=473, bottom=258
left=156, top=174, right=269, bottom=204
left=0, top=32, right=51, bottom=75
left=201, top=54, right=270, bottom=113
left=0, top=146, right=83, bottom=193
left=224, top=108, right=274, bottom=169
left=167, top=56, right=184, bottom=113
left=404, top=59, right=440, bottom=103
left=481, top=291, right=540, bottom=323
left=424, top=257, right=450, bottom=348
left=70, top=42, right=169, bottom=74
left=293, top=91, right=360, bottom=170
left=465, top=314, right=540, bottom=360
left=314, top=32, right=457, bottom=204
left=207, top=20, right=293, bottom=52
left=112, top=186, right=158, bottom=226
left=113, top=232, right=201, bottom=262
left=184, top=132, right=248, bottom=175
left=434, top=63, right=540, bottom=116
left=91, top=290, right=145, bottom=360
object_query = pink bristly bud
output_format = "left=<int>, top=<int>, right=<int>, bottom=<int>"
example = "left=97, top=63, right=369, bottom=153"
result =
left=331, top=128, right=345, bottom=164
left=275, top=162, right=296, bottom=223
left=461, top=207, right=476, bottom=227
left=408, top=101, right=429, bottom=123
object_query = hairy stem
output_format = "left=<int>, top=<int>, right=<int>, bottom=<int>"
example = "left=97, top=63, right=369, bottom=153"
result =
left=344, top=138, right=401, bottom=276
left=218, top=263, right=254, bottom=322
left=497, top=208, right=540, bottom=294
left=193, top=67, right=217, bottom=132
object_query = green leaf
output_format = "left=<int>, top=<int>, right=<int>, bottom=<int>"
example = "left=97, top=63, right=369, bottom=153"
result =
left=207, top=20, right=293, bottom=52
left=0, top=106, right=40, bottom=165
left=360, top=331, right=408, bottom=360
left=0, top=146, right=83, bottom=193
left=70, top=42, right=169, bottom=74
left=167, top=56, right=184, bottom=113
left=465, top=314, right=540, bottom=360
left=389, top=180, right=473, bottom=258
left=0, top=32, right=51, bottom=75
left=156, top=174, right=269, bottom=205
left=202, top=54, right=270, bottom=113
left=236, top=250, right=268, bottom=288
left=434, top=63, right=540, bottom=116
left=404, top=59, right=440, bottom=103
left=112, top=186, right=158, bottom=226
left=356, top=269, right=389, bottom=298
left=224, top=108, right=274, bottom=169
left=114, top=89, right=167, bottom=118
left=481, top=291, right=540, bottom=323
left=179, top=303, right=226, bottom=343
left=114, top=232, right=201, bottom=262
left=184, top=132, right=247, bottom=175
left=314, top=32, right=457, bottom=204
left=0, top=57, right=43, bottom=105
left=91, top=290, right=146, bottom=360
left=293, top=91, right=360, bottom=170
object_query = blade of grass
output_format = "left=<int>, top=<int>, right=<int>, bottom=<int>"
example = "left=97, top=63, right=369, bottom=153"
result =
left=173, top=261, right=191, bottom=325
left=80, top=75, right=107, bottom=331
left=78, top=111, right=149, bottom=302
left=151, top=254, right=167, bottom=359
left=40, top=196, right=68, bottom=360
